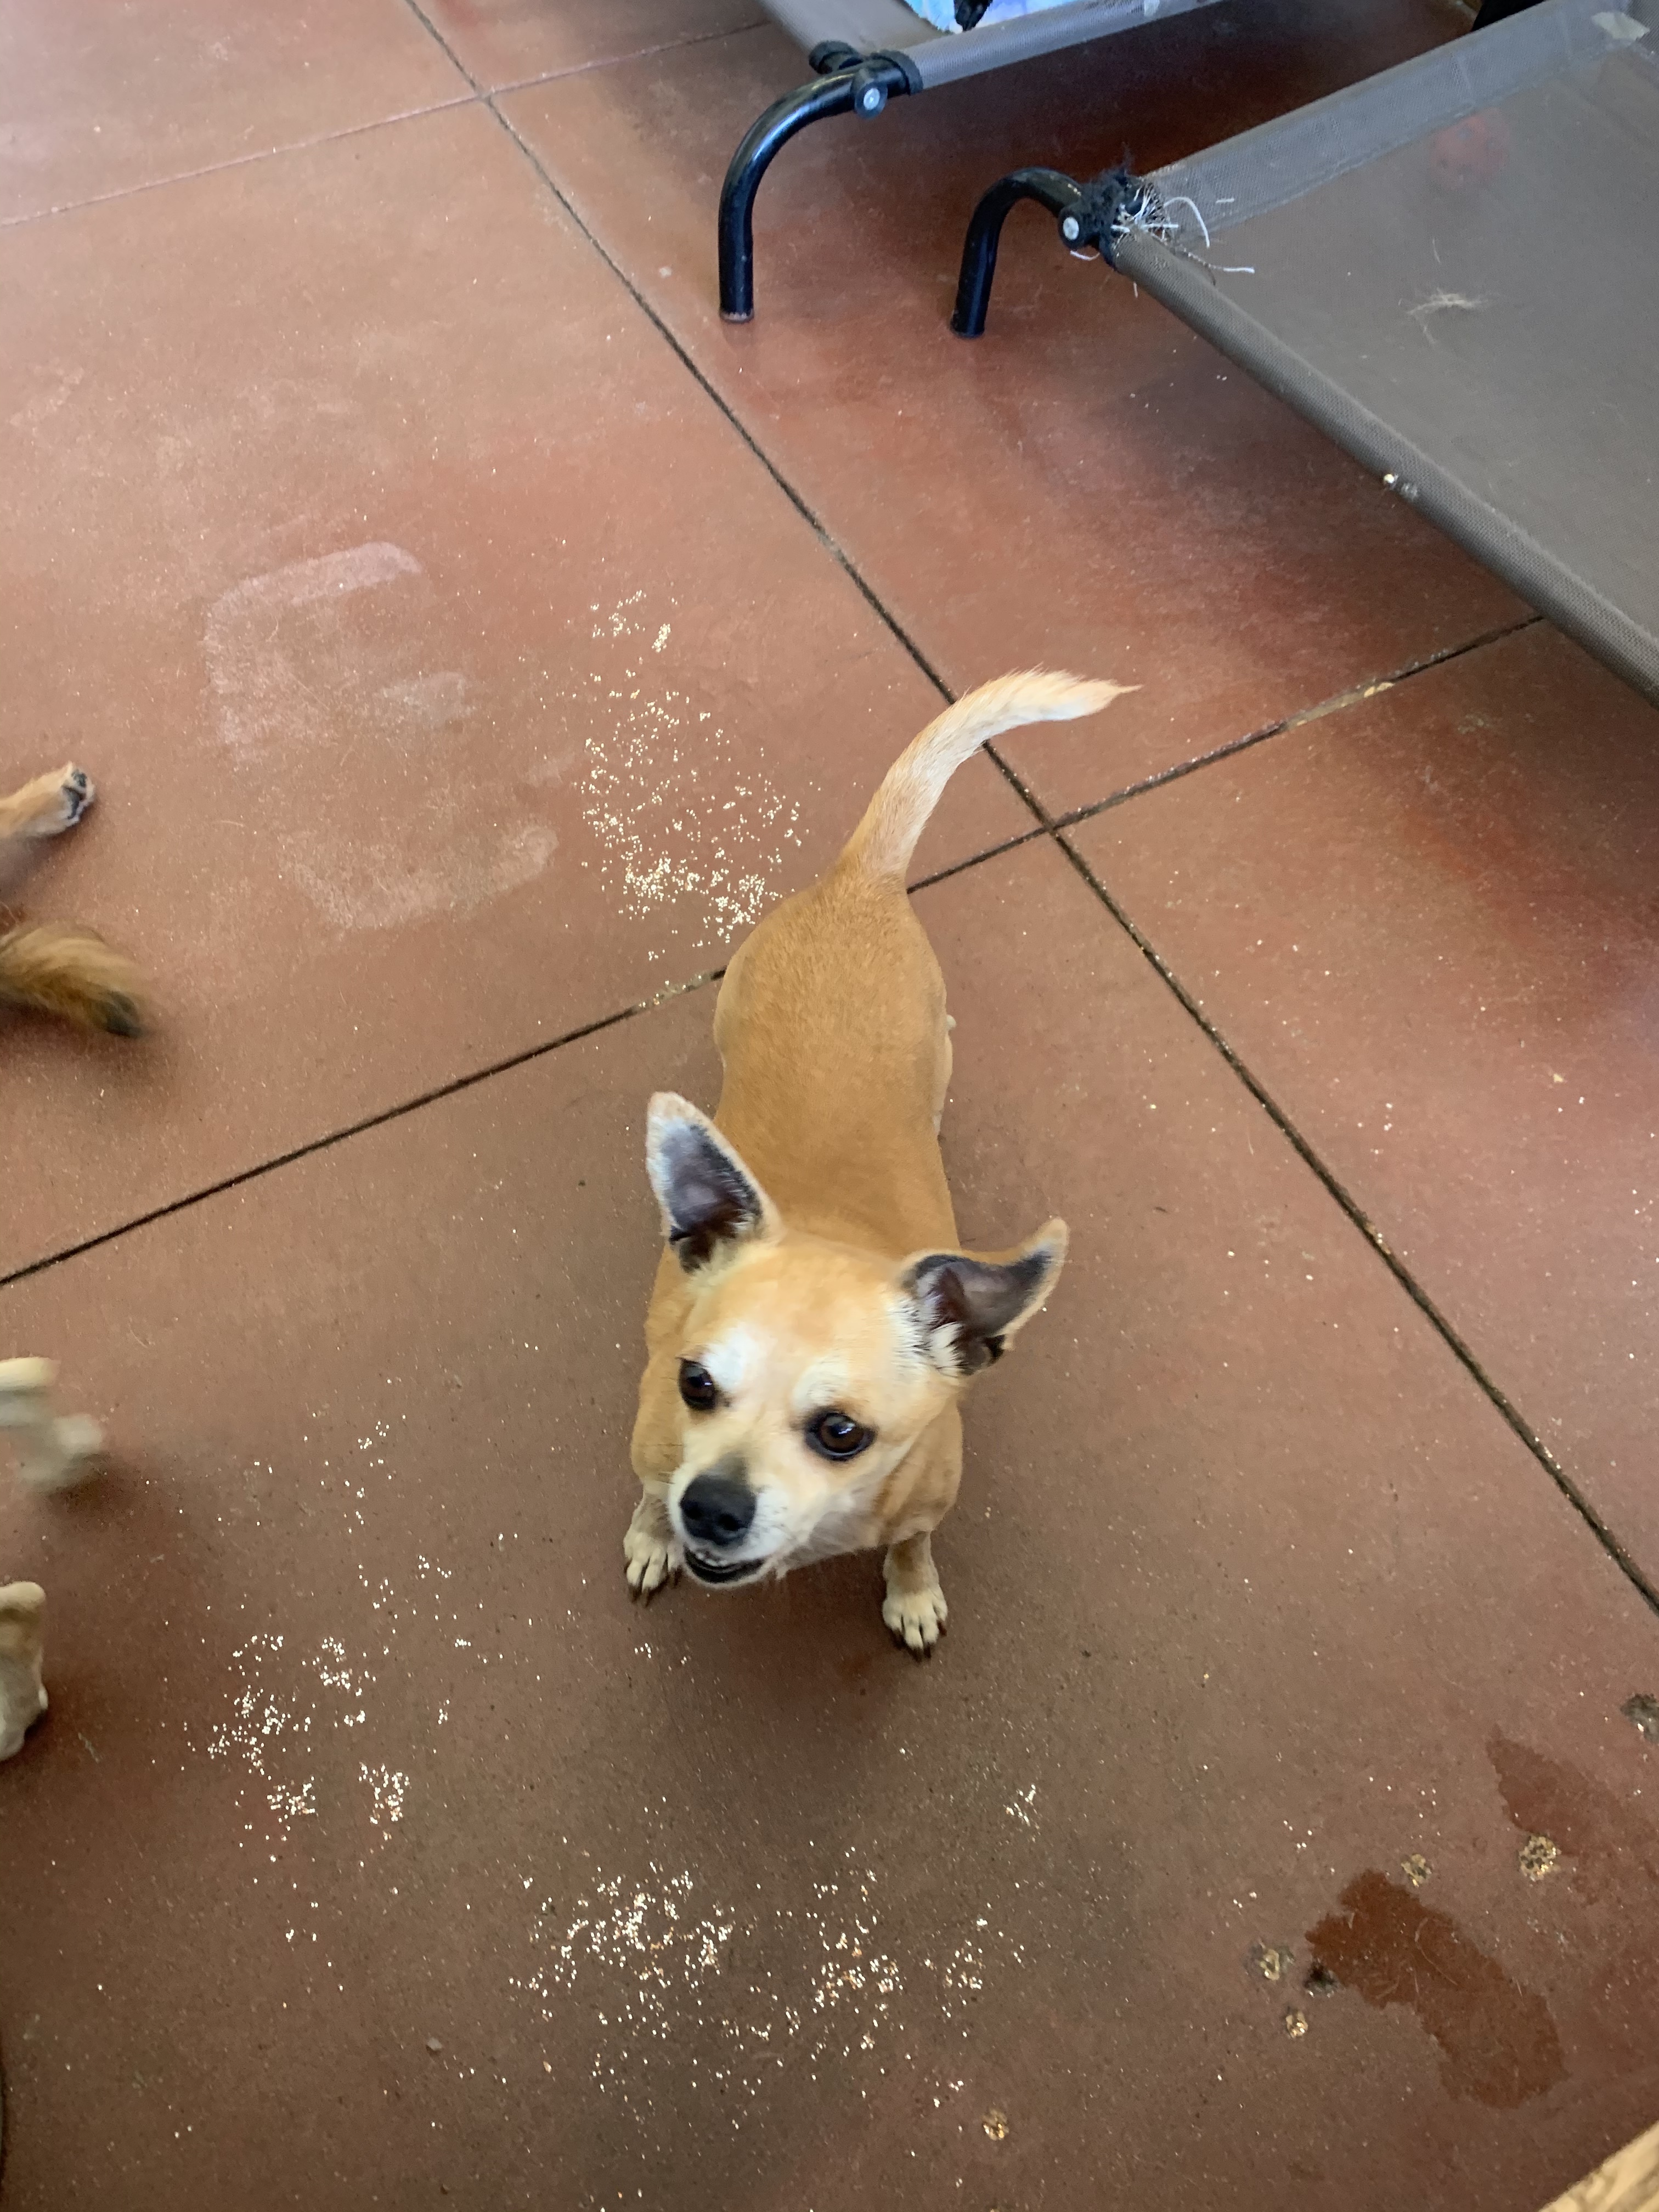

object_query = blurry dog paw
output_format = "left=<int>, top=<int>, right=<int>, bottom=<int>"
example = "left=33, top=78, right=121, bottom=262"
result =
left=624, top=1497, right=682, bottom=1600
left=6, top=764, right=95, bottom=838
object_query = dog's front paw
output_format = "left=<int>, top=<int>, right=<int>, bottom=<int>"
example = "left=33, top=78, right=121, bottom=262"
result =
left=3, top=764, right=95, bottom=840
left=624, top=1496, right=682, bottom=1600
left=32, top=765, right=94, bottom=836
left=54, top=766, right=94, bottom=830
left=882, top=1537, right=947, bottom=1658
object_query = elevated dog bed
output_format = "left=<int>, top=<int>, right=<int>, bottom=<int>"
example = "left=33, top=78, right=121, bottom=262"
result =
left=902, top=1, right=1101, bottom=31
left=950, top=0, right=1659, bottom=703
left=720, top=0, right=1230, bottom=319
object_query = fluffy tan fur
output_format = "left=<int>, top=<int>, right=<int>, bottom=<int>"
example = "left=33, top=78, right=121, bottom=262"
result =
left=625, top=671, right=1127, bottom=1652
left=0, top=764, right=144, bottom=1035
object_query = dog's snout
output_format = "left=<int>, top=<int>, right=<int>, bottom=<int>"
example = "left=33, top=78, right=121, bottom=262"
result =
left=680, top=1465, right=755, bottom=1549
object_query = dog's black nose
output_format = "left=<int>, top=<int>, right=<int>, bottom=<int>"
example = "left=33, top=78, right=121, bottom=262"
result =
left=680, top=1469, right=755, bottom=1548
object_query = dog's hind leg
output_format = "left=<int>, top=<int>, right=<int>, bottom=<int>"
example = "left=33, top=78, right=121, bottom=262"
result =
left=932, top=1012, right=955, bottom=1134
left=0, top=765, right=143, bottom=1032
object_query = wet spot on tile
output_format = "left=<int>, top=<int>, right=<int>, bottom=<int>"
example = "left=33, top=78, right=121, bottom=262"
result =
left=1305, top=1872, right=1565, bottom=2106
left=1488, top=1733, right=1659, bottom=1902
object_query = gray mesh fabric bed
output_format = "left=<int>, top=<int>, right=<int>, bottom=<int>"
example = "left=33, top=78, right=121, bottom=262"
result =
left=720, top=0, right=1230, bottom=318
left=951, top=0, right=1659, bottom=704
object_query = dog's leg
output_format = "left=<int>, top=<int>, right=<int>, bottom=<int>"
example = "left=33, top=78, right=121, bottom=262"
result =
left=932, top=1012, right=956, bottom=1135
left=0, top=1359, right=103, bottom=1492
left=0, top=765, right=144, bottom=1034
left=623, top=1487, right=683, bottom=1600
left=0, top=1582, right=47, bottom=1761
left=0, top=765, right=93, bottom=841
left=882, top=1532, right=948, bottom=1657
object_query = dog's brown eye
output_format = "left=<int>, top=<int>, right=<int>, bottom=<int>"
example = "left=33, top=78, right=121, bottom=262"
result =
left=678, top=1361, right=719, bottom=1412
left=806, top=1410, right=871, bottom=1461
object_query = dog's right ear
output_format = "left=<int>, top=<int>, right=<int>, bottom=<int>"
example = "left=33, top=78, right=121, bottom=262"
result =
left=645, top=1094, right=778, bottom=1272
left=899, top=1220, right=1068, bottom=1377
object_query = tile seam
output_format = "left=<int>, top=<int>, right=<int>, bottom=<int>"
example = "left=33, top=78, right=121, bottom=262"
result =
left=1053, top=830, right=1659, bottom=1622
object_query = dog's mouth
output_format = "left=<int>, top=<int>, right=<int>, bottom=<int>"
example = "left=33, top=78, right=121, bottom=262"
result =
left=683, top=1549, right=765, bottom=1587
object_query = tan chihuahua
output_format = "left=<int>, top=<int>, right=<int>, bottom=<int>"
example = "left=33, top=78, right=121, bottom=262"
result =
left=624, top=672, right=1124, bottom=1653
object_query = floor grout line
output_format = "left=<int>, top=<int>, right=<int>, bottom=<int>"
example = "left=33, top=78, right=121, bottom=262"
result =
left=2, top=0, right=760, bottom=234
left=399, top=0, right=486, bottom=92
left=0, top=96, right=481, bottom=229
left=1049, top=613, right=1543, bottom=832
left=396, top=0, right=769, bottom=99
left=910, top=823, right=1051, bottom=891
left=0, top=811, right=1042, bottom=1288
left=0, top=974, right=721, bottom=1294
left=1052, top=830, right=1659, bottom=1623
left=485, top=19, right=771, bottom=100
left=466, top=87, right=1059, bottom=817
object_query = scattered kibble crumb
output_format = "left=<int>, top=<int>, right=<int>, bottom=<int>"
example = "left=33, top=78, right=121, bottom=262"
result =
left=1248, top=1942, right=1293, bottom=1982
left=982, top=2109, right=1009, bottom=2142
left=1401, top=1854, right=1431, bottom=1888
left=1283, top=2008, right=1308, bottom=2039
left=1519, top=1834, right=1560, bottom=1882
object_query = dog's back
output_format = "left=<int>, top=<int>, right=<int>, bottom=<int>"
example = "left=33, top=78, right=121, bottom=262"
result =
left=709, top=673, right=1125, bottom=1255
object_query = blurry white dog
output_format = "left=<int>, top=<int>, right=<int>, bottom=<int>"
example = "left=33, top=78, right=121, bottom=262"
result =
left=0, top=1359, right=102, bottom=1761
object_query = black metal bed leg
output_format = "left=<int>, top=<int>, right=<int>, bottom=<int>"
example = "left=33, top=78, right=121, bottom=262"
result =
left=951, top=168, right=1085, bottom=339
left=717, top=52, right=918, bottom=323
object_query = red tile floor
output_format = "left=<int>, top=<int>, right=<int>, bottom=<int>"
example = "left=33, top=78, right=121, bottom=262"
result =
left=2, top=2, right=1656, bottom=2207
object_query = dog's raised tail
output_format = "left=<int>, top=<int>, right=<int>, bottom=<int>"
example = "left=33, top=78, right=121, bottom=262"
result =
left=841, top=670, right=1131, bottom=883
left=0, top=920, right=144, bottom=1036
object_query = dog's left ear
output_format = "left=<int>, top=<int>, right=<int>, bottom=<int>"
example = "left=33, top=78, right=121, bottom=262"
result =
left=899, top=1220, right=1068, bottom=1377
left=646, top=1094, right=780, bottom=1271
